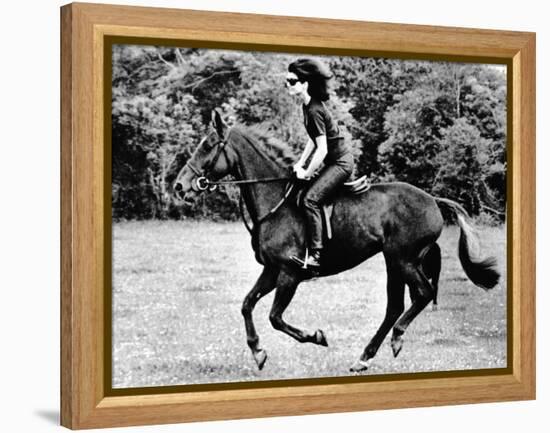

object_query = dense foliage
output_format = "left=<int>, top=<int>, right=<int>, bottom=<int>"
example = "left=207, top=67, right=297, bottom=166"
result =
left=112, top=45, right=506, bottom=222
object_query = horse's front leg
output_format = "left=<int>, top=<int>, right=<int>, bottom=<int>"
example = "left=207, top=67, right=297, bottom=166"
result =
left=268, top=270, right=328, bottom=347
left=241, top=266, right=279, bottom=370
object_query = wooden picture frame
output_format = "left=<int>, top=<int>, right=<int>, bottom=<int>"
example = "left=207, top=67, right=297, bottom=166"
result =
left=60, top=2, right=535, bottom=429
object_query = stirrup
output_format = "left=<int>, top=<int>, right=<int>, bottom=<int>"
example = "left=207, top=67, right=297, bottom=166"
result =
left=290, top=248, right=321, bottom=271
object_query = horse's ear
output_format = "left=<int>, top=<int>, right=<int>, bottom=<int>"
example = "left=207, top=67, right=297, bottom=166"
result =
left=211, top=109, right=227, bottom=138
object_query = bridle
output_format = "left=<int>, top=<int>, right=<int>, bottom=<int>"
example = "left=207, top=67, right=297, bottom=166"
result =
left=186, top=136, right=228, bottom=193
left=186, top=136, right=292, bottom=191
left=183, top=133, right=295, bottom=234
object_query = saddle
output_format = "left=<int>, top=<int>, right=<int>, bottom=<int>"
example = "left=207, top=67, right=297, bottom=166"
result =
left=294, top=175, right=370, bottom=240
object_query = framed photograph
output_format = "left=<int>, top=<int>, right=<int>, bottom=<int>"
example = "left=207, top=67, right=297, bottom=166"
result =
left=61, top=2, right=535, bottom=429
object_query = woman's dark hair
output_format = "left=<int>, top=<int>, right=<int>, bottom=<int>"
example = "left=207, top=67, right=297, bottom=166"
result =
left=288, top=58, right=332, bottom=101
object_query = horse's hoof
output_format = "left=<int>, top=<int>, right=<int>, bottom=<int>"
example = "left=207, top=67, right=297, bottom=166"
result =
left=391, top=336, right=403, bottom=357
left=350, top=359, right=372, bottom=373
left=253, top=349, right=268, bottom=370
left=432, top=303, right=438, bottom=312
left=314, top=329, right=328, bottom=347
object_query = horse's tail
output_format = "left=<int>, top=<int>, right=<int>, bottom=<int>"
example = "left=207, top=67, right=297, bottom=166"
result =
left=434, top=197, right=500, bottom=290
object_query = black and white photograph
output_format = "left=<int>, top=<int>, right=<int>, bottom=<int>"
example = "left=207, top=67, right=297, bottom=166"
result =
left=4, top=0, right=548, bottom=431
left=111, top=44, right=507, bottom=389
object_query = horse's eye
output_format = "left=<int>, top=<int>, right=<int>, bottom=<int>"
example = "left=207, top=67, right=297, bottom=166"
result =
left=201, top=135, right=217, bottom=151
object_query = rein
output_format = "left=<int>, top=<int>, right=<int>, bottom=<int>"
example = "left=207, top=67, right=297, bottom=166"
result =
left=239, top=181, right=295, bottom=235
left=192, top=172, right=292, bottom=191
left=207, top=176, right=292, bottom=186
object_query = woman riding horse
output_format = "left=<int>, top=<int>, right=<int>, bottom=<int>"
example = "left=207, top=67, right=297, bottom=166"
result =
left=286, top=58, right=355, bottom=270
left=173, top=111, right=500, bottom=372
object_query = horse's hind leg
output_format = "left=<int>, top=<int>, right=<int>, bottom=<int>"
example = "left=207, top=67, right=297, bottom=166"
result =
left=241, top=266, right=279, bottom=370
left=268, top=270, right=328, bottom=347
left=391, top=262, right=434, bottom=357
left=350, top=255, right=405, bottom=372
left=430, top=243, right=441, bottom=310
left=420, top=243, right=441, bottom=310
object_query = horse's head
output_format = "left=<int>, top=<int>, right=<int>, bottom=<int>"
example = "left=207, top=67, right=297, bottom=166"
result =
left=173, top=109, right=234, bottom=205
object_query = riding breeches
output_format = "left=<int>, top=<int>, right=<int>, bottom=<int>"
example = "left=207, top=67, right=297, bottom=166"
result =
left=303, top=154, right=354, bottom=250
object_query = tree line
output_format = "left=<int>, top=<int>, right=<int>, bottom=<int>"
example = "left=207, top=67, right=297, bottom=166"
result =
left=112, top=45, right=506, bottom=222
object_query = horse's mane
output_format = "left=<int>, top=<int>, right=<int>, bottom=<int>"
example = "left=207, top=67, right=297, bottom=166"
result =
left=230, top=124, right=296, bottom=167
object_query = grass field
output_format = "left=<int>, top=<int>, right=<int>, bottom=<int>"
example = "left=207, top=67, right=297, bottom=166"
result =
left=112, top=220, right=507, bottom=388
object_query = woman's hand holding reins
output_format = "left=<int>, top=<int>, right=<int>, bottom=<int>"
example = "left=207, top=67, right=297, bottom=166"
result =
left=293, top=163, right=308, bottom=180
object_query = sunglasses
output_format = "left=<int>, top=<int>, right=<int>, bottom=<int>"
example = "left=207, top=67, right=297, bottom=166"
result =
left=286, top=78, right=301, bottom=86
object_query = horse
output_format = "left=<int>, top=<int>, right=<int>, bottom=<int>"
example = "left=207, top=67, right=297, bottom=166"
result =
left=173, top=109, right=500, bottom=372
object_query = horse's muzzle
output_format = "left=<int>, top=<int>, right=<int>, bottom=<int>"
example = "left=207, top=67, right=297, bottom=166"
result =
left=173, top=181, right=195, bottom=205
left=182, top=190, right=199, bottom=206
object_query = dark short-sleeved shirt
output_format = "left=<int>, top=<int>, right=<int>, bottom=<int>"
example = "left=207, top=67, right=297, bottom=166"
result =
left=302, top=99, right=351, bottom=163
